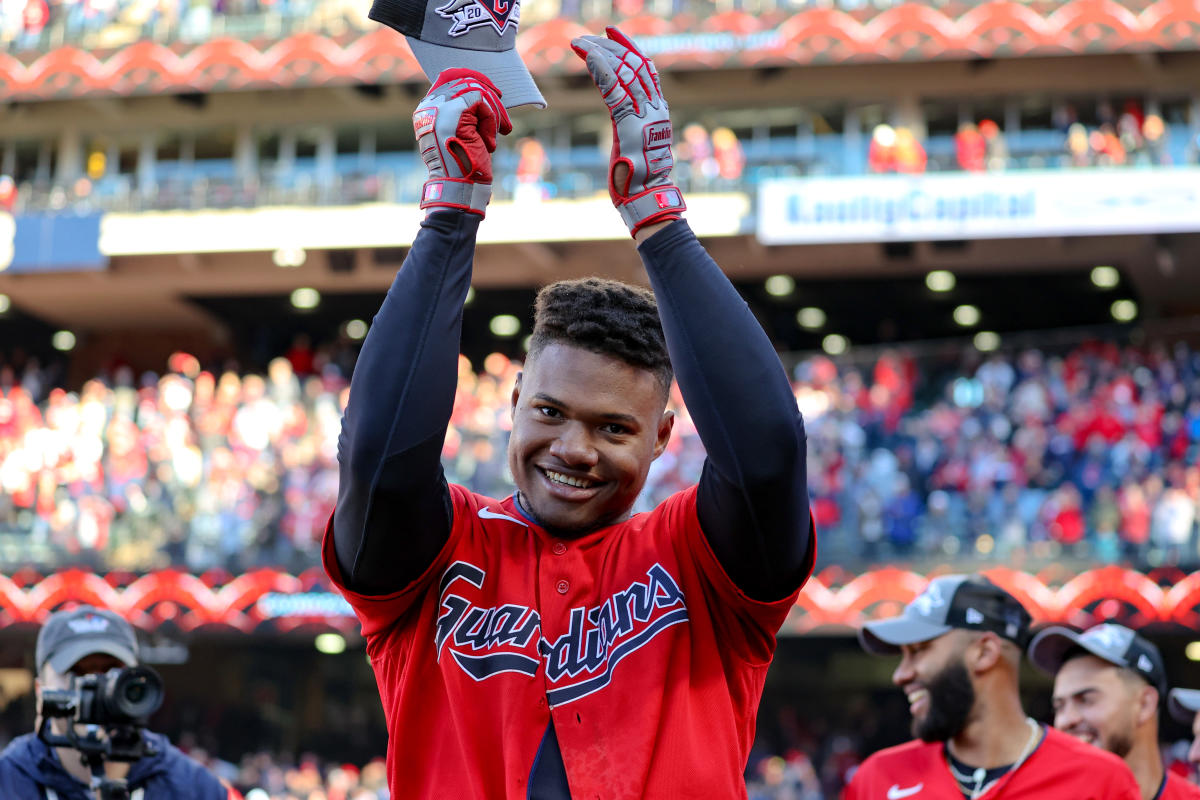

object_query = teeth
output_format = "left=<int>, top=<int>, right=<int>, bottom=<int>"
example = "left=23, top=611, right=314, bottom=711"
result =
left=907, top=689, right=928, bottom=704
left=545, top=470, right=595, bottom=489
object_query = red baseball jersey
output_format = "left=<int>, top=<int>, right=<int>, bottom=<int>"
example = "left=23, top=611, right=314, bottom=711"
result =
left=1163, top=771, right=1200, bottom=800
left=324, top=484, right=810, bottom=799
left=842, top=726, right=1140, bottom=800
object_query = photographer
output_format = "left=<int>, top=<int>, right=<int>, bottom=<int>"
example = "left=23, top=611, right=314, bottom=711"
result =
left=0, top=605, right=232, bottom=800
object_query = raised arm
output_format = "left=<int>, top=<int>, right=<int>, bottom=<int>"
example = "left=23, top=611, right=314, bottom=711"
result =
left=332, top=71, right=511, bottom=595
left=572, top=29, right=812, bottom=601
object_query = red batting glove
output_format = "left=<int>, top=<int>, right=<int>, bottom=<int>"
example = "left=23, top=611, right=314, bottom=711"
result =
left=414, top=69, right=514, bottom=216
left=571, top=27, right=686, bottom=236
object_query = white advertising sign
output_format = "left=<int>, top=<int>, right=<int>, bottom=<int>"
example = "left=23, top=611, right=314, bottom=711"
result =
left=757, top=168, right=1200, bottom=244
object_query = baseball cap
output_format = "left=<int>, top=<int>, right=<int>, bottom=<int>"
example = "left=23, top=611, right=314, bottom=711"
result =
left=859, top=574, right=1032, bottom=655
left=1168, top=688, right=1200, bottom=724
left=368, top=0, right=545, bottom=109
left=35, top=605, right=139, bottom=675
left=1028, top=622, right=1167, bottom=694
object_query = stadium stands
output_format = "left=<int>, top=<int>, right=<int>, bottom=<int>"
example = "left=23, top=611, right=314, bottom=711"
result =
left=3, top=335, right=1200, bottom=573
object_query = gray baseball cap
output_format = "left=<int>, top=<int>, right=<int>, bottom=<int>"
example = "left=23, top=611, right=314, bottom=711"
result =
left=368, top=0, right=545, bottom=109
left=859, top=574, right=1032, bottom=655
left=1169, top=688, right=1200, bottom=724
left=1028, top=622, right=1167, bottom=694
left=35, top=605, right=139, bottom=675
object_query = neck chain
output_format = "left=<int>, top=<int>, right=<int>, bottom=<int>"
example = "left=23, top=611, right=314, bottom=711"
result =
left=949, top=717, right=1041, bottom=800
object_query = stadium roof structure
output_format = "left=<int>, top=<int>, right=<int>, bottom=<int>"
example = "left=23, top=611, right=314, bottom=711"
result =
left=2, top=0, right=1200, bottom=101
left=0, top=565, right=1196, bottom=638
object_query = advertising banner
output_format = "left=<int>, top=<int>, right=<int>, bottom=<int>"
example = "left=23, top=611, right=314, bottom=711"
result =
left=757, top=168, right=1200, bottom=245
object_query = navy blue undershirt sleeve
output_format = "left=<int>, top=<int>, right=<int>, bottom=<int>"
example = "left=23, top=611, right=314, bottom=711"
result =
left=638, top=219, right=813, bottom=601
left=332, top=210, right=478, bottom=595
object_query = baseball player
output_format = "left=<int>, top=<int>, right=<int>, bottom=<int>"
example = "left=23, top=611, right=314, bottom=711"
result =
left=324, top=29, right=813, bottom=800
left=1029, top=622, right=1200, bottom=800
left=843, top=574, right=1141, bottom=800
left=1168, top=689, right=1200, bottom=777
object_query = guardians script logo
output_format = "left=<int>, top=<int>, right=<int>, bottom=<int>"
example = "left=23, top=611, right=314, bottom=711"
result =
left=435, top=561, right=689, bottom=707
left=435, top=0, right=521, bottom=38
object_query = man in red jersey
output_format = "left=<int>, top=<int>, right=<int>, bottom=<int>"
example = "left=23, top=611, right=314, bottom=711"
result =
left=323, top=26, right=813, bottom=800
left=844, top=574, right=1140, bottom=800
left=1030, top=622, right=1200, bottom=800
left=1169, top=689, right=1200, bottom=779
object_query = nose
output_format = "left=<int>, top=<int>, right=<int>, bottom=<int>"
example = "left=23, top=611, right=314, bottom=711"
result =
left=892, top=653, right=914, bottom=689
left=1054, top=703, right=1080, bottom=732
left=549, top=421, right=599, bottom=468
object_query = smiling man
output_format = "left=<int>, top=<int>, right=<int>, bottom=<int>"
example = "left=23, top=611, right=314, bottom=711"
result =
left=325, top=29, right=813, bottom=800
left=843, top=575, right=1140, bottom=800
left=1029, top=623, right=1200, bottom=800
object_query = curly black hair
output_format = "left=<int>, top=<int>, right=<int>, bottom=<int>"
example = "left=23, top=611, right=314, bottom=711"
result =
left=529, top=278, right=673, bottom=396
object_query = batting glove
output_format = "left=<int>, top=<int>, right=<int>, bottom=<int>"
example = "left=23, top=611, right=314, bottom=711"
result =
left=414, top=69, right=513, bottom=217
left=571, top=27, right=686, bottom=237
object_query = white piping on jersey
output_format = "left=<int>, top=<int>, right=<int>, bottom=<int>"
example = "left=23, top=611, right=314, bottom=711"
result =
left=46, top=786, right=144, bottom=800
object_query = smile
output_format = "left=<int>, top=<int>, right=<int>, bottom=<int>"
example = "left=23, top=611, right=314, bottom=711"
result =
left=543, top=469, right=599, bottom=489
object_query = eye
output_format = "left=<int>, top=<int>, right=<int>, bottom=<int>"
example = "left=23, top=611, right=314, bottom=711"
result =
left=535, top=405, right=561, bottom=419
left=600, top=423, right=630, bottom=435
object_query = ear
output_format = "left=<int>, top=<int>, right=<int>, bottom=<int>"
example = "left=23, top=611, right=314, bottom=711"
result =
left=652, top=410, right=674, bottom=460
left=968, top=632, right=1003, bottom=675
left=1135, top=685, right=1159, bottom=727
left=510, top=372, right=523, bottom=418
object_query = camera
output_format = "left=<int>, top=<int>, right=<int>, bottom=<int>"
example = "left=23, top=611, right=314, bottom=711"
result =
left=39, top=666, right=164, bottom=730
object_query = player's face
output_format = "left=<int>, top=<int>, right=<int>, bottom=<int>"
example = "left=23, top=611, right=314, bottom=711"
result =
left=1051, top=656, right=1137, bottom=757
left=893, top=633, right=976, bottom=742
left=509, top=343, right=673, bottom=535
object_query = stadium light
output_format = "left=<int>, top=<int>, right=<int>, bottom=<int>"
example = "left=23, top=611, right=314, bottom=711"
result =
left=973, top=331, right=1001, bottom=352
left=822, top=334, right=848, bottom=355
left=1187, top=642, right=1200, bottom=662
left=489, top=314, right=521, bottom=337
left=796, top=307, right=826, bottom=329
left=523, top=335, right=533, bottom=352
left=344, top=319, right=368, bottom=340
left=764, top=275, right=795, bottom=297
left=52, top=331, right=76, bottom=351
left=0, top=294, right=9, bottom=314
left=925, top=270, right=956, bottom=292
left=953, top=304, right=981, bottom=327
left=1090, top=266, right=1119, bottom=288
left=314, top=633, right=346, bottom=655
left=272, top=247, right=307, bottom=268
left=465, top=287, right=476, bottom=306
left=1110, top=299, right=1138, bottom=322
left=290, top=288, right=320, bottom=310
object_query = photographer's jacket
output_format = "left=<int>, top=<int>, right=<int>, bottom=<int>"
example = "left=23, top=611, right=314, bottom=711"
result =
left=0, top=731, right=230, bottom=800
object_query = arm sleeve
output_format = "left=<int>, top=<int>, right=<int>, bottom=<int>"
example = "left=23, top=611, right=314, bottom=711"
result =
left=331, top=210, right=480, bottom=595
left=638, top=219, right=813, bottom=602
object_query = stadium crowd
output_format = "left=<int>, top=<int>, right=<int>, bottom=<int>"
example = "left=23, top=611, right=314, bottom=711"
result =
left=4, top=333, right=1200, bottom=571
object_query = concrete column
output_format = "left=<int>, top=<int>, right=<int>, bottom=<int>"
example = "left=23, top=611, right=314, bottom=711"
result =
left=316, top=126, right=336, bottom=188
left=233, top=125, right=257, bottom=180
left=56, top=127, right=83, bottom=184
left=358, top=128, right=376, bottom=169
left=277, top=131, right=297, bottom=174
left=137, top=133, right=157, bottom=193
left=1, top=143, right=14, bottom=178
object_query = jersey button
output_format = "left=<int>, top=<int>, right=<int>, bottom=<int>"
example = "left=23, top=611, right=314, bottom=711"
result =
left=552, top=542, right=567, bottom=555
left=556, top=579, right=569, bottom=594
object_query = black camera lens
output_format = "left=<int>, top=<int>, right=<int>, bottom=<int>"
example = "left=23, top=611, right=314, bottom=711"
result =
left=105, top=666, right=164, bottom=721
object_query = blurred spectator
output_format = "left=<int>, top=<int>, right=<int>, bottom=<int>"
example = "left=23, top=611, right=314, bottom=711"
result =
left=955, top=122, right=986, bottom=172
left=711, top=126, right=746, bottom=184
left=893, top=127, right=926, bottom=173
left=677, top=122, right=717, bottom=190
left=514, top=136, right=550, bottom=203
left=0, top=175, right=15, bottom=211
left=867, top=124, right=896, bottom=173
left=1140, top=114, right=1170, bottom=166
left=978, top=119, right=1008, bottom=170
